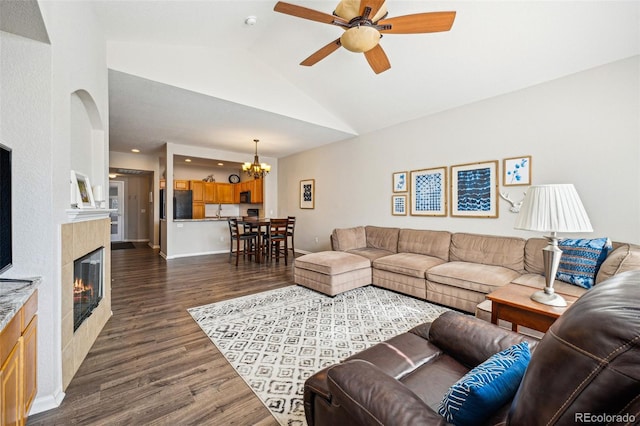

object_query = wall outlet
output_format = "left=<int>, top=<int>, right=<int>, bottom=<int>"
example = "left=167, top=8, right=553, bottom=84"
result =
left=220, top=236, right=225, bottom=242
left=177, top=223, right=183, bottom=228
left=314, top=237, right=319, bottom=244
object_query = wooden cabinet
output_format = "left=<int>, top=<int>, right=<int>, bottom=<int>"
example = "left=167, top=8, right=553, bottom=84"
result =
left=192, top=203, right=205, bottom=219
left=1, top=343, right=20, bottom=426
left=174, top=180, right=189, bottom=190
left=231, top=179, right=263, bottom=204
left=0, top=291, right=37, bottom=426
left=204, top=182, right=216, bottom=203
left=250, top=178, right=264, bottom=204
left=190, top=181, right=204, bottom=202
left=233, top=182, right=241, bottom=204
left=216, top=183, right=234, bottom=204
left=22, top=319, right=37, bottom=415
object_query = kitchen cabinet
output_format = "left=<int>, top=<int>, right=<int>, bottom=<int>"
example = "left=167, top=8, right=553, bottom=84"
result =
left=233, top=182, right=241, bottom=203
left=190, top=181, right=204, bottom=202
left=204, top=182, right=216, bottom=203
left=174, top=180, right=189, bottom=190
left=0, top=291, right=37, bottom=426
left=192, top=202, right=205, bottom=219
left=216, top=183, right=234, bottom=204
left=232, top=179, right=263, bottom=204
left=250, top=178, right=264, bottom=203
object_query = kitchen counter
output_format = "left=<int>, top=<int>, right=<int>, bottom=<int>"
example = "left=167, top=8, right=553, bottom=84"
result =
left=0, top=277, right=40, bottom=331
left=173, top=217, right=235, bottom=222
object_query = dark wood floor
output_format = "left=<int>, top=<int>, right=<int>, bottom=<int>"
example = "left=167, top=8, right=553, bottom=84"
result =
left=28, top=244, right=296, bottom=425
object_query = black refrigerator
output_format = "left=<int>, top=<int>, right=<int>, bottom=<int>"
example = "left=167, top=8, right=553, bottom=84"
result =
left=173, top=190, right=193, bottom=219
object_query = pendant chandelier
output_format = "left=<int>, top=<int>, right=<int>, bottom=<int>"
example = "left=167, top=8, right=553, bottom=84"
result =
left=242, top=139, right=271, bottom=179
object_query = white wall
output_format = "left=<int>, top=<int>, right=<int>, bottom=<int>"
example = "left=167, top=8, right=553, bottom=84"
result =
left=173, top=161, right=241, bottom=182
left=0, top=25, right=55, bottom=410
left=279, top=57, right=640, bottom=252
left=1, top=1, right=109, bottom=413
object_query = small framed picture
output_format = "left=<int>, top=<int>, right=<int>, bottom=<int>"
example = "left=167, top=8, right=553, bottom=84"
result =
left=391, top=195, right=407, bottom=216
left=410, top=167, right=447, bottom=216
left=392, top=171, right=408, bottom=192
left=450, top=160, right=498, bottom=218
left=503, top=156, right=531, bottom=186
left=300, top=179, right=315, bottom=209
left=71, top=170, right=95, bottom=208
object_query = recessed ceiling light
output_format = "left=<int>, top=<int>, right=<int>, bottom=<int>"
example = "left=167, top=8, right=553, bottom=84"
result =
left=185, top=158, right=192, bottom=163
left=109, top=174, right=117, bottom=179
left=218, top=162, right=224, bottom=166
left=245, top=16, right=257, bottom=26
left=131, top=148, right=140, bottom=153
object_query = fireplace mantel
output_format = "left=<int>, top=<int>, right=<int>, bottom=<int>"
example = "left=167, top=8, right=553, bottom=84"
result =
left=66, top=208, right=116, bottom=222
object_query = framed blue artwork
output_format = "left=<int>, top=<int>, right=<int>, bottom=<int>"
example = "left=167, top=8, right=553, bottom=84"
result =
left=503, top=156, right=531, bottom=186
left=391, top=195, right=407, bottom=215
left=392, top=171, right=408, bottom=193
left=410, top=167, right=447, bottom=216
left=450, top=160, right=498, bottom=218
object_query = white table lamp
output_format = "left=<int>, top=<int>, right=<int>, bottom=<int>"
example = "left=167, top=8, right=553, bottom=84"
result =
left=514, top=184, right=593, bottom=307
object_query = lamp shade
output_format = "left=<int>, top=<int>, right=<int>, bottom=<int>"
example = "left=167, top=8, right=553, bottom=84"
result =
left=514, top=184, right=593, bottom=233
left=340, top=26, right=381, bottom=53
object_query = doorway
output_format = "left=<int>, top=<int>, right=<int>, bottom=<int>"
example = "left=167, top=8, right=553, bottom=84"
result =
left=109, top=181, right=125, bottom=242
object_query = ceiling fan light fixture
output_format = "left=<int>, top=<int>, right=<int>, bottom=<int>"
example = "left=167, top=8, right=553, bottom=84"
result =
left=334, top=0, right=387, bottom=22
left=340, top=26, right=380, bottom=52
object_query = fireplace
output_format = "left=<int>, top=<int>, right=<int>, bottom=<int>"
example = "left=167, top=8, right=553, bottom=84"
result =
left=73, top=247, right=104, bottom=332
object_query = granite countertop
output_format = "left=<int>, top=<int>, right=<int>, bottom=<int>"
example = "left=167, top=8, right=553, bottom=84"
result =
left=173, top=217, right=235, bottom=222
left=0, top=277, right=40, bottom=331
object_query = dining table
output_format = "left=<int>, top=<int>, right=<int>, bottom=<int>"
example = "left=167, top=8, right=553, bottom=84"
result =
left=236, top=217, right=271, bottom=263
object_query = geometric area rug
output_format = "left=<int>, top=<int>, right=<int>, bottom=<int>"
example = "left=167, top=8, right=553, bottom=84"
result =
left=188, top=285, right=450, bottom=426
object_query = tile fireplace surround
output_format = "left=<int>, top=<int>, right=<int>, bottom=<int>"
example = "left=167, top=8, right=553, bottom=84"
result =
left=61, top=217, right=111, bottom=389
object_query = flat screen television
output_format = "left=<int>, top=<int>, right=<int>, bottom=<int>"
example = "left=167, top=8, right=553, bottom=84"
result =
left=0, top=143, right=12, bottom=274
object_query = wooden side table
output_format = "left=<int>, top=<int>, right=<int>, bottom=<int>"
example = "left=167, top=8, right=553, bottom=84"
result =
left=486, top=283, right=578, bottom=333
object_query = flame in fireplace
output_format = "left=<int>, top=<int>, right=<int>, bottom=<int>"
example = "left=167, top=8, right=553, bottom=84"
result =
left=74, top=277, right=95, bottom=302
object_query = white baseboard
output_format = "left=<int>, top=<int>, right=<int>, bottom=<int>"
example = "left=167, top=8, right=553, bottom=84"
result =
left=160, top=249, right=308, bottom=260
left=29, top=387, right=65, bottom=415
left=163, top=249, right=228, bottom=260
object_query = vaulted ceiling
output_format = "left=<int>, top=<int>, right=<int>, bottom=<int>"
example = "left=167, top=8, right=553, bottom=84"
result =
left=86, top=1, right=640, bottom=158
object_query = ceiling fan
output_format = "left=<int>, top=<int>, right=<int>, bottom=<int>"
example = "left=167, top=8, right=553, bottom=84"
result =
left=273, top=0, right=456, bottom=74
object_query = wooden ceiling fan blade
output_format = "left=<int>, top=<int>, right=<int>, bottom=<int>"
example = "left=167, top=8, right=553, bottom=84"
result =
left=300, top=39, right=342, bottom=66
left=359, top=0, right=386, bottom=21
left=364, top=44, right=391, bottom=74
left=274, top=1, right=347, bottom=26
left=379, top=11, right=456, bottom=34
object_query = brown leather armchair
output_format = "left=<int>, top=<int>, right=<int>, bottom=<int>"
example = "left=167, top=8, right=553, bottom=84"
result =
left=304, top=271, right=640, bottom=425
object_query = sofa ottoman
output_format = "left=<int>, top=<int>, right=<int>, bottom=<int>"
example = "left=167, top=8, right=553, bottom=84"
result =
left=294, top=251, right=372, bottom=296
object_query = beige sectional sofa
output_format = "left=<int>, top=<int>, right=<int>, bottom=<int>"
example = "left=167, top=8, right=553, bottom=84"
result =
left=330, top=225, right=640, bottom=313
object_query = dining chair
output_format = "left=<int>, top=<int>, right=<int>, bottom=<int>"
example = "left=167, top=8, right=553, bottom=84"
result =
left=242, top=216, right=268, bottom=258
left=266, top=218, right=288, bottom=265
left=227, top=218, right=257, bottom=266
left=286, top=216, right=296, bottom=259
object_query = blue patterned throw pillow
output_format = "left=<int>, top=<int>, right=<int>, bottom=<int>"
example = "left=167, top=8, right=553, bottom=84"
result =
left=556, top=238, right=612, bottom=289
left=438, top=342, right=531, bottom=426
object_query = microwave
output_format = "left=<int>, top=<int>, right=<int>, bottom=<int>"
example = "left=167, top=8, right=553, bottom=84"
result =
left=240, top=191, right=251, bottom=203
